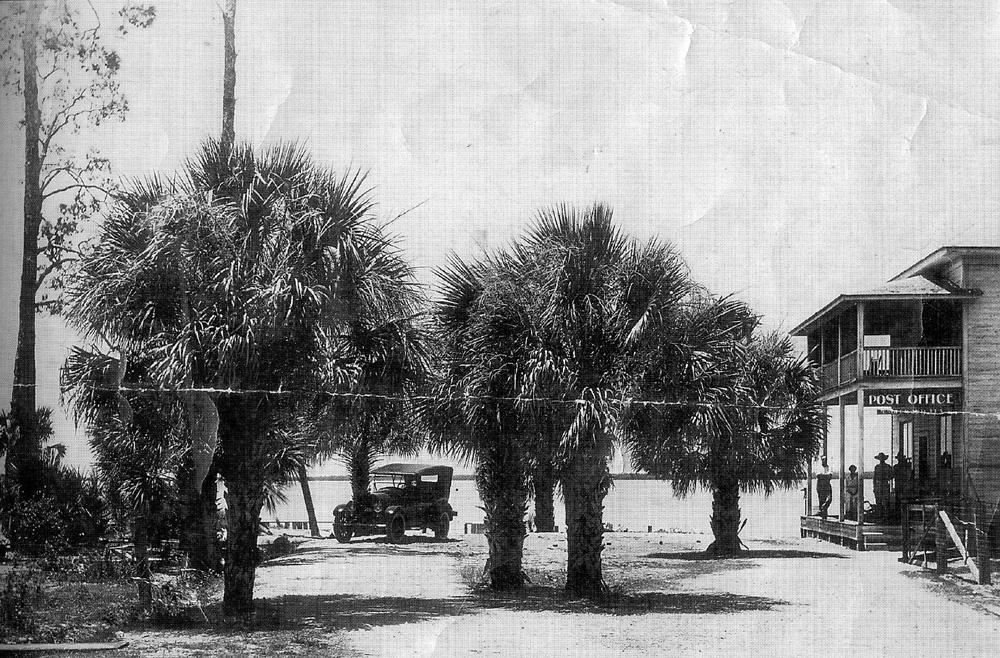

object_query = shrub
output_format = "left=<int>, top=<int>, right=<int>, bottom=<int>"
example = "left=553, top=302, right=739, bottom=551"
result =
left=149, top=570, right=219, bottom=624
left=8, top=495, right=70, bottom=556
left=262, top=535, right=294, bottom=561
left=0, top=570, right=43, bottom=638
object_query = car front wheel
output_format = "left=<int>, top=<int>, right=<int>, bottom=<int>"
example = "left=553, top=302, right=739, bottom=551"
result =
left=387, top=514, right=406, bottom=543
left=434, top=512, right=450, bottom=539
left=333, top=515, right=353, bottom=543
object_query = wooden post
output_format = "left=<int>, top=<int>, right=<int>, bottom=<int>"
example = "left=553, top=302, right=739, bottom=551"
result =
left=857, top=388, right=865, bottom=529
left=901, top=503, right=910, bottom=562
left=839, top=397, right=846, bottom=521
left=935, top=505, right=947, bottom=574
left=979, top=502, right=992, bottom=585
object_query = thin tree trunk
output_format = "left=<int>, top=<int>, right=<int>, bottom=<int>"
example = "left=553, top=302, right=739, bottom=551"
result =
left=10, top=1, right=42, bottom=476
left=298, top=463, right=320, bottom=537
left=179, top=459, right=221, bottom=571
left=220, top=0, right=236, bottom=157
left=706, top=476, right=743, bottom=557
left=563, top=452, right=609, bottom=598
left=532, top=455, right=556, bottom=533
left=222, top=471, right=265, bottom=617
left=134, top=501, right=152, bottom=610
left=478, top=435, right=529, bottom=590
left=198, top=465, right=220, bottom=567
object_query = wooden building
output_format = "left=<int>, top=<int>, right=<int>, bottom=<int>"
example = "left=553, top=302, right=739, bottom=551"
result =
left=791, top=246, right=1000, bottom=550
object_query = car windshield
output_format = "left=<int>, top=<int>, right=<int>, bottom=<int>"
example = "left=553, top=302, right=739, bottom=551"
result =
left=371, top=474, right=416, bottom=491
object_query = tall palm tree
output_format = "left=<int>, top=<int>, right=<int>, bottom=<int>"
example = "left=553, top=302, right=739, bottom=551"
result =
left=430, top=252, right=547, bottom=589
left=314, top=254, right=430, bottom=516
left=629, top=306, right=825, bottom=556
left=66, top=140, right=411, bottom=616
left=515, top=205, right=695, bottom=597
left=433, top=204, right=696, bottom=597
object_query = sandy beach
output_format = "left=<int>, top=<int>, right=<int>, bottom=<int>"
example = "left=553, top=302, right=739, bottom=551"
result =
left=109, top=531, right=1000, bottom=657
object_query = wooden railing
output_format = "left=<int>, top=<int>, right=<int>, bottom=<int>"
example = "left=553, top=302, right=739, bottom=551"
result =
left=817, top=346, right=961, bottom=391
left=862, top=347, right=962, bottom=378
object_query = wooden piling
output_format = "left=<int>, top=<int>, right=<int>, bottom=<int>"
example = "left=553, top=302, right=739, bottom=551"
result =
left=935, top=505, right=947, bottom=574
left=901, top=503, right=910, bottom=562
left=979, top=502, right=992, bottom=585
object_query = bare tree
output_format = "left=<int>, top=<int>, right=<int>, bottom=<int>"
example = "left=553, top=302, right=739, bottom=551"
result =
left=1, top=0, right=155, bottom=472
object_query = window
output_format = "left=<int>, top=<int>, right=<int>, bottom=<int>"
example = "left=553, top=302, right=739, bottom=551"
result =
left=939, top=415, right=953, bottom=456
left=899, top=420, right=913, bottom=459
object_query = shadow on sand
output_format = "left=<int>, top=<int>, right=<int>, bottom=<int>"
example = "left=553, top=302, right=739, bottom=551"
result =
left=251, top=594, right=474, bottom=631
left=645, top=549, right=848, bottom=561
left=474, top=586, right=786, bottom=615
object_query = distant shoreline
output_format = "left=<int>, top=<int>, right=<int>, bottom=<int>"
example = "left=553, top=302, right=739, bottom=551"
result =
left=306, top=472, right=665, bottom=482
left=305, top=472, right=865, bottom=482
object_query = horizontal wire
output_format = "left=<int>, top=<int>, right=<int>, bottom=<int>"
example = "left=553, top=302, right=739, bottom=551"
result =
left=12, top=380, right=989, bottom=416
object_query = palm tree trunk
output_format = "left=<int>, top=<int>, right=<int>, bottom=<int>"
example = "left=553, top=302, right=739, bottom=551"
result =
left=348, top=445, right=372, bottom=505
left=222, top=471, right=265, bottom=617
left=11, top=1, right=42, bottom=476
left=532, top=458, right=556, bottom=533
left=563, top=452, right=609, bottom=598
left=477, top=430, right=529, bottom=590
left=297, top=464, right=320, bottom=537
left=706, top=475, right=743, bottom=557
left=134, top=501, right=152, bottom=610
left=217, top=395, right=267, bottom=617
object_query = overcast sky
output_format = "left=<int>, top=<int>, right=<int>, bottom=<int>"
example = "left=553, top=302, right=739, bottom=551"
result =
left=2, top=0, right=999, bottom=472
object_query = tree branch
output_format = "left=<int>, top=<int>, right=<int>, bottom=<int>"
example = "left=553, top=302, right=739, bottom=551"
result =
left=42, top=181, right=114, bottom=200
left=36, top=256, right=76, bottom=288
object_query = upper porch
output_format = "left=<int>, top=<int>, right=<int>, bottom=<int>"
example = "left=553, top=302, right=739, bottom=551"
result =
left=791, top=275, right=979, bottom=400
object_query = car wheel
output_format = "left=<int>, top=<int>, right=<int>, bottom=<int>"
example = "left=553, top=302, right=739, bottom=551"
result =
left=333, top=515, right=353, bottom=543
left=434, top=512, right=450, bottom=539
left=387, top=514, right=405, bottom=543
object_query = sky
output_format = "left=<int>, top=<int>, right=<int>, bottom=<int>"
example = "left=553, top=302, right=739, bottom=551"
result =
left=2, top=0, right=1000, bottom=474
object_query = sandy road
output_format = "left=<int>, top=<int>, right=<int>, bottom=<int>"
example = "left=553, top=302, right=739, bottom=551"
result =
left=122, top=531, right=1000, bottom=656
left=250, top=532, right=1000, bottom=657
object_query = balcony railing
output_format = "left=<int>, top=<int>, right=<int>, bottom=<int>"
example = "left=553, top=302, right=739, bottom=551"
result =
left=817, top=346, right=961, bottom=391
left=862, top=346, right=962, bottom=378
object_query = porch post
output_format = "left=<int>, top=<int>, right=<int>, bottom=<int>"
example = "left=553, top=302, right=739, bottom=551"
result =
left=856, top=303, right=866, bottom=531
left=839, top=396, right=846, bottom=521
left=857, top=388, right=865, bottom=529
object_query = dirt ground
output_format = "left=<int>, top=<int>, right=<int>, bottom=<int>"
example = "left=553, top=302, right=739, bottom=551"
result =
left=98, top=530, right=1000, bottom=657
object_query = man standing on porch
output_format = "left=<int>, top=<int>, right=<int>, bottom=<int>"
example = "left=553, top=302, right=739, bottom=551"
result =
left=873, top=453, right=891, bottom=521
left=817, top=458, right=833, bottom=519
left=893, top=453, right=914, bottom=514
left=845, top=465, right=860, bottom=520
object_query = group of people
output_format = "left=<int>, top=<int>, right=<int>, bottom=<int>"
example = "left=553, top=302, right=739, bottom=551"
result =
left=815, top=451, right=915, bottom=522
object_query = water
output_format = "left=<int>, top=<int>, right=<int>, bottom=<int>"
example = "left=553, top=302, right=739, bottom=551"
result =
left=269, top=478, right=810, bottom=540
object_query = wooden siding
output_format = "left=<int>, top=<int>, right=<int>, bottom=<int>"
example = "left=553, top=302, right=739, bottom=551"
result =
left=961, top=262, right=1000, bottom=506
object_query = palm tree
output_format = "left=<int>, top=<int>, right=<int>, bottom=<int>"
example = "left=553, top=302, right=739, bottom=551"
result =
left=433, top=204, right=696, bottom=597
left=313, top=251, right=430, bottom=525
left=66, top=140, right=412, bottom=616
left=61, top=347, right=186, bottom=609
left=629, top=305, right=825, bottom=556
left=429, top=254, right=544, bottom=590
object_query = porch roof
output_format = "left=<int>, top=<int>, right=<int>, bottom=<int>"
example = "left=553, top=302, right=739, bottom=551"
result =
left=789, top=275, right=979, bottom=336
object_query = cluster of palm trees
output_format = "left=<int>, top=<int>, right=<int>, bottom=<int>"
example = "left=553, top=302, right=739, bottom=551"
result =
left=58, top=140, right=824, bottom=616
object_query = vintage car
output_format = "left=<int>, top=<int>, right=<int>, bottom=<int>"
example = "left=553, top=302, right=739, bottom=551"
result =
left=332, top=463, right=457, bottom=543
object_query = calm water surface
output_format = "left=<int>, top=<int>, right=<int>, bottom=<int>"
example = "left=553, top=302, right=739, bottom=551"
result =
left=270, top=478, right=816, bottom=540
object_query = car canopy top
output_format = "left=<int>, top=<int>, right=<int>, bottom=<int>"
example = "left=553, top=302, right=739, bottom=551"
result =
left=371, top=463, right=453, bottom=478
left=371, top=463, right=453, bottom=497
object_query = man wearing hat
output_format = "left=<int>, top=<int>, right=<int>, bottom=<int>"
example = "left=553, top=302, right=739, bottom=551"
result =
left=893, top=452, right=914, bottom=515
left=873, top=452, right=891, bottom=522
